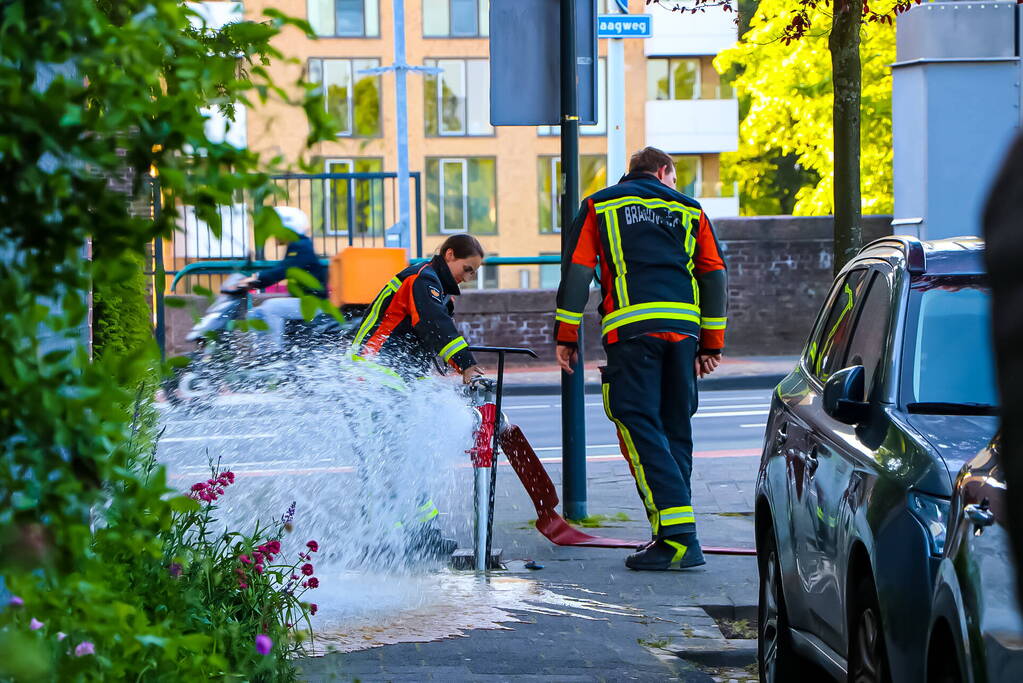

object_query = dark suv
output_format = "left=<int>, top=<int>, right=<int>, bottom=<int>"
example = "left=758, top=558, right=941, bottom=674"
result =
left=754, top=236, right=998, bottom=683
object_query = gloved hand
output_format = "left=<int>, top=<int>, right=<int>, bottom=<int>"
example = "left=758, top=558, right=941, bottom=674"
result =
left=462, top=364, right=485, bottom=384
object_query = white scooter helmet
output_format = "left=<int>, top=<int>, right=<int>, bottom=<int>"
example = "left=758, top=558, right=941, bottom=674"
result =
left=274, top=206, right=310, bottom=238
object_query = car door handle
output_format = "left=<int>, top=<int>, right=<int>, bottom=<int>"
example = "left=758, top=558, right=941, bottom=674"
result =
left=964, top=502, right=995, bottom=528
left=805, top=445, right=820, bottom=475
left=774, top=422, right=788, bottom=449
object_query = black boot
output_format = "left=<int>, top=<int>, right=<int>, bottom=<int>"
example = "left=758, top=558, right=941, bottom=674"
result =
left=625, top=533, right=705, bottom=571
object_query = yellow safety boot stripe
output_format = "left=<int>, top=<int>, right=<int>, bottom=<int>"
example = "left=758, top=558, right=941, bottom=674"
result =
left=664, top=539, right=688, bottom=564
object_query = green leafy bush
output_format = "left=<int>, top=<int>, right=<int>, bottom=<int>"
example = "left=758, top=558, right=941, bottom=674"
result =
left=0, top=0, right=335, bottom=678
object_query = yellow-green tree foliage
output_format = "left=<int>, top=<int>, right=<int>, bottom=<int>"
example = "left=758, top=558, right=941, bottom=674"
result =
left=715, top=0, right=895, bottom=216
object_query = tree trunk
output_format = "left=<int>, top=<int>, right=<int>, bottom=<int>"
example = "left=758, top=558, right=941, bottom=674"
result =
left=830, top=0, right=862, bottom=275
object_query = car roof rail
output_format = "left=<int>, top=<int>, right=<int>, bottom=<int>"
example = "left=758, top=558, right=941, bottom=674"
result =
left=858, top=235, right=926, bottom=275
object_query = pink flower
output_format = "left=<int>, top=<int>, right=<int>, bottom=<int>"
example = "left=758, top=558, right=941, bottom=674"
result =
left=254, top=564, right=263, bottom=575
left=255, top=634, right=273, bottom=655
left=238, top=581, right=248, bottom=590
left=266, top=540, right=281, bottom=554
left=29, top=618, right=43, bottom=631
left=301, top=563, right=314, bottom=576
left=306, top=577, right=319, bottom=589
left=75, top=641, right=95, bottom=657
left=190, top=482, right=207, bottom=492
left=222, top=471, right=235, bottom=484
left=306, top=540, right=319, bottom=552
left=309, top=603, right=318, bottom=616
left=291, top=574, right=299, bottom=580
left=253, top=551, right=264, bottom=563
left=8, top=596, right=23, bottom=607
left=239, top=554, right=252, bottom=565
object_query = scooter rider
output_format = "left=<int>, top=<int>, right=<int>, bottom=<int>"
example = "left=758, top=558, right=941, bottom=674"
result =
left=235, top=207, right=328, bottom=352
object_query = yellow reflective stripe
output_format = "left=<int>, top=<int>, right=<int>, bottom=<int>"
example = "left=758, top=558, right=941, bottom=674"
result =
left=439, top=336, right=468, bottom=362
left=594, top=196, right=699, bottom=216
left=417, top=501, right=440, bottom=522
left=350, top=355, right=407, bottom=392
left=555, top=308, right=584, bottom=325
left=660, top=505, right=696, bottom=525
left=603, top=383, right=659, bottom=533
left=604, top=208, right=629, bottom=307
left=664, top=539, right=688, bottom=563
left=601, top=302, right=701, bottom=335
left=351, top=277, right=402, bottom=350
left=700, top=317, right=727, bottom=330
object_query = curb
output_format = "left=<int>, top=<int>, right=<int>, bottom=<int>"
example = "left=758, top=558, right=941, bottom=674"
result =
left=503, top=374, right=785, bottom=396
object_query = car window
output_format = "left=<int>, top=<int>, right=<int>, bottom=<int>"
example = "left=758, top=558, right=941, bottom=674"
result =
left=808, top=269, right=869, bottom=382
left=841, top=271, right=893, bottom=400
left=904, top=281, right=996, bottom=406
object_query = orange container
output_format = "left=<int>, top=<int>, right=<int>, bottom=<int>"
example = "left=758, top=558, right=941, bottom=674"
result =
left=330, top=247, right=409, bottom=307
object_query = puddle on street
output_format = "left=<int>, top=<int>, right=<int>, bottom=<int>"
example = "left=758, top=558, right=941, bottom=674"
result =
left=308, top=571, right=640, bottom=654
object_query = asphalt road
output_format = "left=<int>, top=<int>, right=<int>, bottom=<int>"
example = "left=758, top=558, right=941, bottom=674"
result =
left=157, top=387, right=770, bottom=478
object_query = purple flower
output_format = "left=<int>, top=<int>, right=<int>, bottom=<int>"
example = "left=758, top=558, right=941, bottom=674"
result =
left=300, top=563, right=314, bottom=576
left=169, top=563, right=183, bottom=577
left=75, top=641, right=95, bottom=657
left=306, top=540, right=319, bottom=553
left=255, top=634, right=273, bottom=655
left=29, top=618, right=43, bottom=631
left=57, top=632, right=66, bottom=641
left=8, top=596, right=23, bottom=608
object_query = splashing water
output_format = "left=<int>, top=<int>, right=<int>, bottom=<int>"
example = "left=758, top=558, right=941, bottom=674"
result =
left=159, top=348, right=478, bottom=579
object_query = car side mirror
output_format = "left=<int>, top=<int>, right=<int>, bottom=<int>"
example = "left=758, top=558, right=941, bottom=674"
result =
left=823, top=365, right=869, bottom=425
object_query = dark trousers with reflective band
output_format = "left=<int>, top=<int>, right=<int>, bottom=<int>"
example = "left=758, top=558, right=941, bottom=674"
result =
left=602, top=334, right=699, bottom=539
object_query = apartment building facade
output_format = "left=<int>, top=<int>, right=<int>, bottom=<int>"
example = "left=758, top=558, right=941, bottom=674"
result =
left=229, top=0, right=738, bottom=289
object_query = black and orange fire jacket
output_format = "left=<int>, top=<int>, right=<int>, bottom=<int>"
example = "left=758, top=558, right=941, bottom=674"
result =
left=351, top=254, right=477, bottom=376
left=554, top=172, right=728, bottom=352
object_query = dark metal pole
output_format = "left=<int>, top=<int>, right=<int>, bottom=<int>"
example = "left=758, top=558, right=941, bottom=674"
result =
left=560, top=0, right=587, bottom=521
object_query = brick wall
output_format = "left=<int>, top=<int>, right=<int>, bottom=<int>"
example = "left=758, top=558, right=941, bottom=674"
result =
left=453, top=214, right=894, bottom=361
left=164, top=215, right=893, bottom=361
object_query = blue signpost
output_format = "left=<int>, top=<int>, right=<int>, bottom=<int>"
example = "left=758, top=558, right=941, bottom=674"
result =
left=597, top=14, right=652, bottom=39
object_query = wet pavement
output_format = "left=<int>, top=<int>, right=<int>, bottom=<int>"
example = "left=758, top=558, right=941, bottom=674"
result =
left=294, top=389, right=766, bottom=682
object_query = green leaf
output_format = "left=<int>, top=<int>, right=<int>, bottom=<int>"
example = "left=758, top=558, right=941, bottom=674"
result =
left=168, top=496, right=200, bottom=513
left=300, top=295, right=318, bottom=321
left=247, top=317, right=269, bottom=331
left=135, top=634, right=168, bottom=648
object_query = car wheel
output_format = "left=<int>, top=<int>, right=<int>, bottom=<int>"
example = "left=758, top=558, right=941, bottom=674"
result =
left=926, top=625, right=963, bottom=683
left=759, top=527, right=800, bottom=683
left=850, top=575, right=891, bottom=683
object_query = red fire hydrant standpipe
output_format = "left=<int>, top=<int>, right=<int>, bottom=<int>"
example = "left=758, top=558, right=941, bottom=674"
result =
left=464, top=346, right=755, bottom=566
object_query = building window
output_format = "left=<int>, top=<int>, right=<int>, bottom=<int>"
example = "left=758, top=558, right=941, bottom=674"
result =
left=423, top=0, right=490, bottom=37
left=309, top=58, right=381, bottom=137
left=672, top=155, right=701, bottom=197
left=473, top=253, right=499, bottom=289
left=648, top=57, right=700, bottom=100
left=537, top=155, right=607, bottom=233
left=539, top=58, right=607, bottom=136
left=424, top=59, right=492, bottom=136
left=312, top=158, right=385, bottom=236
left=309, top=0, right=380, bottom=37
left=426, top=157, right=497, bottom=235
left=539, top=252, right=560, bottom=290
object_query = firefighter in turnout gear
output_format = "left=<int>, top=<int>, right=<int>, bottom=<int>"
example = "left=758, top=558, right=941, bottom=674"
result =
left=349, top=234, right=486, bottom=561
left=554, top=147, right=728, bottom=571
left=351, top=233, right=485, bottom=383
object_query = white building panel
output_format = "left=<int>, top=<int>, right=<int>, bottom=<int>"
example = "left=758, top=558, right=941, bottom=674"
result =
left=646, top=99, right=739, bottom=153
left=645, top=5, right=738, bottom=56
left=696, top=196, right=740, bottom=218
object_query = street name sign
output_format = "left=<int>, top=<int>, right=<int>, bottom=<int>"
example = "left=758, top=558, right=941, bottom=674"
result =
left=597, top=14, right=652, bottom=39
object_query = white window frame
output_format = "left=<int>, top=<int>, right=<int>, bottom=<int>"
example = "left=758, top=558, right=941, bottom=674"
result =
left=437, top=60, right=467, bottom=136
left=424, top=0, right=489, bottom=38
left=438, top=158, right=469, bottom=234
left=674, top=154, right=702, bottom=197
left=309, top=0, right=379, bottom=37
left=323, top=159, right=355, bottom=235
left=668, top=57, right=701, bottom=101
left=311, top=58, right=380, bottom=138
left=548, top=156, right=562, bottom=234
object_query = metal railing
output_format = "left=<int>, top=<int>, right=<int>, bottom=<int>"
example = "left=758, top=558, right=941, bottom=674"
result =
left=158, top=172, right=423, bottom=295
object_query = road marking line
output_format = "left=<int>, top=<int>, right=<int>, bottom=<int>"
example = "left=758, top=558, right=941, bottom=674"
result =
left=162, top=433, right=278, bottom=443
left=165, top=448, right=760, bottom=480
left=694, top=410, right=769, bottom=418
